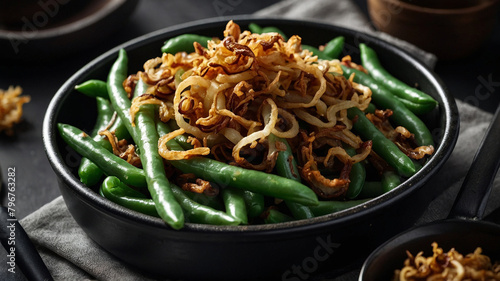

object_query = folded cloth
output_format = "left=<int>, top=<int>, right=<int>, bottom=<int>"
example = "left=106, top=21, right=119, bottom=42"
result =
left=18, top=197, right=161, bottom=281
left=7, top=1, right=499, bottom=281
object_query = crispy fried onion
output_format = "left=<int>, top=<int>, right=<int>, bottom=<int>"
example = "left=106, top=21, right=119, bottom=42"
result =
left=130, top=94, right=174, bottom=125
left=0, top=86, right=30, bottom=135
left=131, top=20, right=434, bottom=194
left=395, top=242, right=500, bottom=281
left=298, top=127, right=372, bottom=198
left=366, top=109, right=434, bottom=160
left=162, top=20, right=369, bottom=168
left=99, top=129, right=141, bottom=167
left=158, top=128, right=210, bottom=160
left=230, top=98, right=280, bottom=171
left=175, top=173, right=217, bottom=196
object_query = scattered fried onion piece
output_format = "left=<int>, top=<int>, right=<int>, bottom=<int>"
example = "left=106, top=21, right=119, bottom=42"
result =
left=0, top=86, right=30, bottom=135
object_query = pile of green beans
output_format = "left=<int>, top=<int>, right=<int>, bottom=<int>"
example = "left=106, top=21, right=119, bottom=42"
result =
left=60, top=23, right=437, bottom=229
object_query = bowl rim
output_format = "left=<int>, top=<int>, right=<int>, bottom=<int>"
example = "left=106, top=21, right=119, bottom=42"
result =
left=42, top=15, right=459, bottom=235
left=370, top=0, right=500, bottom=15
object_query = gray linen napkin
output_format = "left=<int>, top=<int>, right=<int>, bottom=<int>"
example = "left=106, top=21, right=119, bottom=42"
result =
left=11, top=1, right=500, bottom=280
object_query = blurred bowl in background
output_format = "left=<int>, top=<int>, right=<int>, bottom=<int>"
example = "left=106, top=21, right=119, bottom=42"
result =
left=367, top=0, right=500, bottom=60
left=0, top=0, right=138, bottom=62
left=0, top=0, right=88, bottom=28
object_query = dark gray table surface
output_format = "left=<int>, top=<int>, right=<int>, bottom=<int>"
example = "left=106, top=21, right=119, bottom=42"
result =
left=0, top=0, right=499, bottom=279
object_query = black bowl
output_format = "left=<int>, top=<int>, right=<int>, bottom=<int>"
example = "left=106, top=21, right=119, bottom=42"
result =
left=42, top=16, right=459, bottom=280
left=359, top=219, right=500, bottom=280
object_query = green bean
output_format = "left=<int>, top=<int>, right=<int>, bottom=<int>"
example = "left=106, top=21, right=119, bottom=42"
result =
left=248, top=23, right=263, bottom=34
left=357, top=171, right=400, bottom=198
left=413, top=161, right=423, bottom=172
left=182, top=190, right=223, bottom=211
left=359, top=43, right=438, bottom=111
left=166, top=119, right=195, bottom=150
left=341, top=66, right=434, bottom=147
left=381, top=171, right=401, bottom=192
left=78, top=97, right=114, bottom=186
left=241, top=190, right=265, bottom=218
left=100, top=176, right=239, bottom=225
left=309, top=199, right=371, bottom=217
left=170, top=185, right=241, bottom=225
left=347, top=107, right=416, bottom=177
left=263, top=209, right=294, bottom=224
left=174, top=69, right=185, bottom=87
left=322, top=36, right=344, bottom=59
left=58, top=123, right=147, bottom=187
left=357, top=181, right=384, bottom=199
left=268, top=134, right=314, bottom=220
left=286, top=199, right=315, bottom=220
left=344, top=146, right=366, bottom=199
left=75, top=79, right=108, bottom=99
left=77, top=83, right=140, bottom=186
left=107, top=49, right=140, bottom=141
left=161, top=34, right=212, bottom=54
left=365, top=102, right=377, bottom=114
left=394, top=96, right=438, bottom=116
left=134, top=78, right=185, bottom=229
left=98, top=63, right=183, bottom=227
left=294, top=36, right=344, bottom=61
left=221, top=187, right=248, bottom=224
left=270, top=134, right=300, bottom=182
left=87, top=98, right=114, bottom=139
left=171, top=156, right=318, bottom=206
left=100, top=176, right=159, bottom=217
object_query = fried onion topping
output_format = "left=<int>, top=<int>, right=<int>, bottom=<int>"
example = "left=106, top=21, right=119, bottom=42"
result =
left=124, top=21, right=434, bottom=198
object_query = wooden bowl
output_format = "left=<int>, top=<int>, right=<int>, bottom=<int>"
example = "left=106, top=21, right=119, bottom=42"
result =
left=367, top=0, right=500, bottom=60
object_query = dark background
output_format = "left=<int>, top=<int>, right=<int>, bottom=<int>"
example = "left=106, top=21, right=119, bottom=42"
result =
left=0, top=0, right=498, bottom=244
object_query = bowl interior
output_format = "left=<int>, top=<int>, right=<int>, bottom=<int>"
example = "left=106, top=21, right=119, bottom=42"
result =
left=43, top=16, right=459, bottom=233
